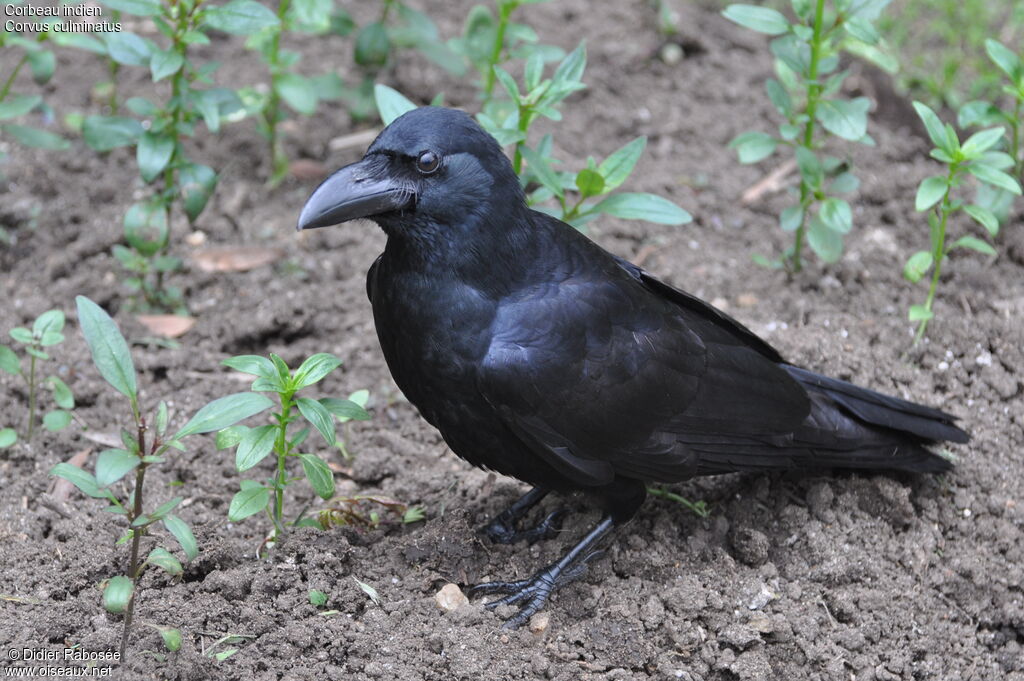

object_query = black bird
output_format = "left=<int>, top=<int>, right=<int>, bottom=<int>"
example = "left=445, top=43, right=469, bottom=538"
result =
left=298, top=107, right=967, bottom=628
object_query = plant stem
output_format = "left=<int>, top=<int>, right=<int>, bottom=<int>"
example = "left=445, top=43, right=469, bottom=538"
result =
left=265, top=0, right=292, bottom=185
left=26, top=353, right=36, bottom=441
left=119, top=418, right=149, bottom=659
left=0, top=55, right=28, bottom=102
left=913, top=166, right=957, bottom=346
left=272, top=394, right=295, bottom=538
left=482, top=1, right=515, bottom=101
left=1012, top=98, right=1022, bottom=184
left=790, top=0, right=827, bottom=274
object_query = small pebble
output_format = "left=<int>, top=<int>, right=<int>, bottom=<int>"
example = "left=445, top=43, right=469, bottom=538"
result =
left=529, top=612, right=551, bottom=635
left=434, top=583, right=468, bottom=612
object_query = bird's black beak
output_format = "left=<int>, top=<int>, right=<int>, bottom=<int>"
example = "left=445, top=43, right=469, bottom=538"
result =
left=297, top=156, right=413, bottom=230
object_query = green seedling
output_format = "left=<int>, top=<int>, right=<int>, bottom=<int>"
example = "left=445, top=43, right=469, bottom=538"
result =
left=449, top=0, right=563, bottom=105
left=877, top=0, right=1020, bottom=111
left=905, top=102, right=1021, bottom=344
left=724, top=0, right=892, bottom=272
left=959, top=40, right=1024, bottom=186
left=0, top=309, right=74, bottom=445
left=0, top=22, right=74, bottom=153
left=52, top=296, right=274, bottom=657
left=84, top=0, right=262, bottom=312
left=375, top=53, right=690, bottom=231
left=241, top=0, right=343, bottom=184
left=218, top=353, right=371, bottom=543
left=647, top=486, right=711, bottom=518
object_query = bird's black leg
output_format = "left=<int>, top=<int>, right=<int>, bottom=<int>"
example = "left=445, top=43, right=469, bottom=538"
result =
left=480, top=486, right=565, bottom=545
left=469, top=515, right=615, bottom=629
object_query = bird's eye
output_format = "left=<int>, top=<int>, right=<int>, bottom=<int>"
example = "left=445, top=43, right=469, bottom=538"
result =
left=416, top=151, right=441, bottom=175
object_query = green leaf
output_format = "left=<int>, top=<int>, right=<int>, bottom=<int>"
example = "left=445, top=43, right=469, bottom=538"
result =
left=0, top=94, right=41, bottom=120
left=228, top=484, right=269, bottom=521
left=519, top=145, right=563, bottom=198
left=275, top=73, right=318, bottom=115
left=179, top=163, right=218, bottom=222
left=150, top=48, right=184, bottom=82
left=721, top=4, right=789, bottom=35
left=819, top=198, right=852, bottom=234
left=293, top=353, right=342, bottom=390
left=216, top=425, right=249, bottom=450
left=319, top=398, right=370, bottom=422
left=958, top=100, right=1004, bottom=129
left=124, top=201, right=169, bottom=256
left=575, top=168, right=605, bottom=198
left=949, top=236, right=997, bottom=256
left=780, top=205, right=803, bottom=232
left=33, top=309, right=64, bottom=339
left=300, top=454, right=335, bottom=499
left=49, top=31, right=107, bottom=53
left=100, top=0, right=161, bottom=15
left=43, top=410, right=72, bottom=432
left=912, top=101, right=950, bottom=152
left=843, top=16, right=879, bottom=44
left=50, top=463, right=111, bottom=499
left=158, top=627, right=182, bottom=652
left=551, top=42, right=587, bottom=88
left=149, top=496, right=183, bottom=522
left=598, top=137, right=645, bottom=192
left=83, top=116, right=143, bottom=151
left=104, top=32, right=153, bottom=66
left=903, top=251, right=933, bottom=283
left=48, top=376, right=74, bottom=409
left=968, top=163, right=1022, bottom=195
left=806, top=215, right=843, bottom=263
left=915, top=176, right=948, bottom=212
left=354, top=21, right=390, bottom=67
left=203, top=0, right=281, bottom=34
left=729, top=131, right=776, bottom=164
left=985, top=39, right=1022, bottom=83
left=10, top=328, right=33, bottom=344
left=0, top=345, right=18, bottom=375
left=146, top=547, right=182, bottom=577
left=765, top=79, right=792, bottom=117
left=296, top=397, right=336, bottom=446
left=828, top=172, right=860, bottom=195
left=26, top=347, right=49, bottom=361
left=794, top=147, right=822, bottom=189
left=815, top=98, right=870, bottom=141
left=592, top=193, right=692, bottom=225
left=373, top=84, right=416, bottom=126
left=156, top=400, right=168, bottom=436
left=493, top=66, right=521, bottom=101
left=163, top=514, right=199, bottom=561
left=964, top=204, right=999, bottom=237
left=309, top=589, right=328, bottom=606
left=960, top=127, right=1006, bottom=158
left=0, top=428, right=16, bottom=448
left=96, top=448, right=142, bottom=487
left=174, top=392, right=274, bottom=439
left=103, top=576, right=133, bottom=614
left=1, top=124, right=70, bottom=150
left=235, top=424, right=276, bottom=472
left=137, top=132, right=175, bottom=183
left=223, top=355, right=276, bottom=379
left=75, top=297, right=138, bottom=403
left=908, top=304, right=934, bottom=322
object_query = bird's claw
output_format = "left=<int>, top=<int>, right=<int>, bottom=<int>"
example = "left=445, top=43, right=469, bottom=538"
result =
left=467, top=549, right=604, bottom=629
left=481, top=507, right=567, bottom=545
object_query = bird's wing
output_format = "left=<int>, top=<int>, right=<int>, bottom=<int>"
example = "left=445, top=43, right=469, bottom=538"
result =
left=366, top=253, right=384, bottom=302
left=476, top=246, right=811, bottom=484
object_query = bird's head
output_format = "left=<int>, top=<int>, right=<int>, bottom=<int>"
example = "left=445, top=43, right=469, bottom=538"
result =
left=297, top=107, right=525, bottom=244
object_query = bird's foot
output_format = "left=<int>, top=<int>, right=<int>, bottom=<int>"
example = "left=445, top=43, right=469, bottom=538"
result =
left=468, top=549, right=604, bottom=629
left=481, top=508, right=566, bottom=545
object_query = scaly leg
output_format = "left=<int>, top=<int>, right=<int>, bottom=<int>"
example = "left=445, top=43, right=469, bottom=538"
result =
left=469, top=515, right=615, bottom=629
left=479, top=486, right=565, bottom=545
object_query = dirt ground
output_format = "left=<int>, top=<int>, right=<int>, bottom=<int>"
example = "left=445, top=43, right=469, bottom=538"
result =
left=2, top=1, right=1023, bottom=679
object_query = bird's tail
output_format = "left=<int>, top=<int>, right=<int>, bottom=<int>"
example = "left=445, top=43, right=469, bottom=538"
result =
left=782, top=364, right=966, bottom=474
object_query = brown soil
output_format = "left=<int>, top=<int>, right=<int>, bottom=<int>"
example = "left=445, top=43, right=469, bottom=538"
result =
left=2, top=1, right=1022, bottom=680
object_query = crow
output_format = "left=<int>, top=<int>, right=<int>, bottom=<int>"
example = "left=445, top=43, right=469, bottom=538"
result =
left=298, top=107, right=968, bottom=628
